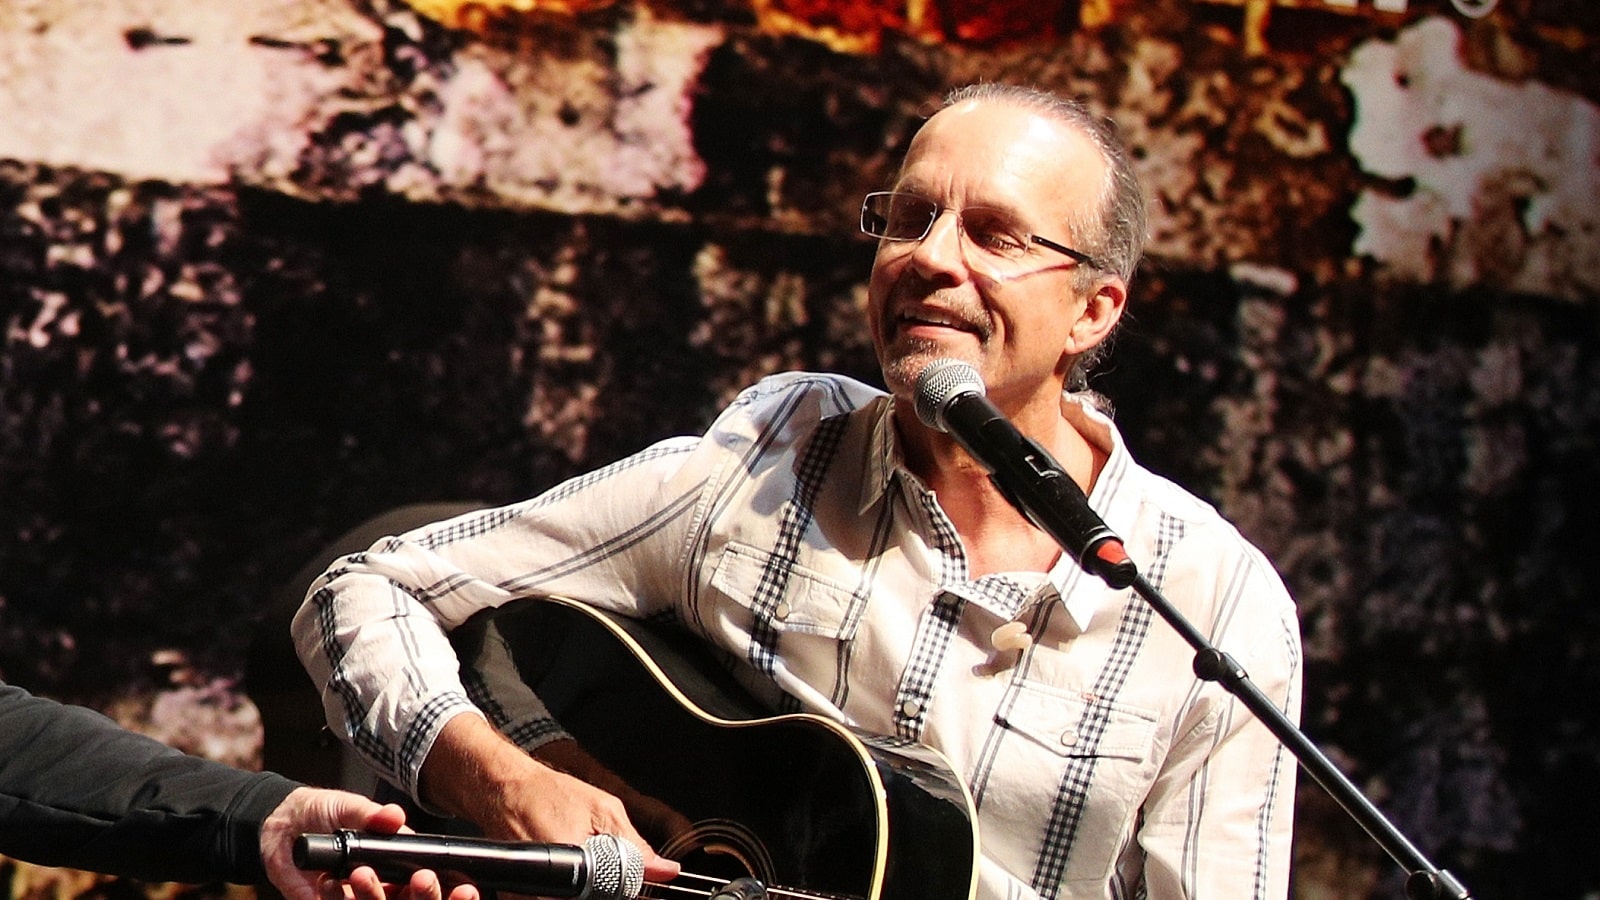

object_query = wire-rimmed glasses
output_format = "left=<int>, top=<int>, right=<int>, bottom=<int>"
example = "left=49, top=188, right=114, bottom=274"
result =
left=859, top=191, right=1100, bottom=278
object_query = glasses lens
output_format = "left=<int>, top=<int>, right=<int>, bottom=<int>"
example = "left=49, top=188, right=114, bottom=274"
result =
left=863, top=193, right=935, bottom=240
left=958, top=207, right=1032, bottom=262
left=860, top=195, right=889, bottom=237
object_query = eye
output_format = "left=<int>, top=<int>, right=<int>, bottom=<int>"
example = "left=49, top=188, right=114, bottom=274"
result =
left=961, top=208, right=1030, bottom=256
left=883, top=195, right=935, bottom=239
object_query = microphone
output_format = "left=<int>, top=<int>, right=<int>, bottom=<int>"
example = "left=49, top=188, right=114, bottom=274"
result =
left=913, top=358, right=1138, bottom=588
left=293, top=830, right=646, bottom=900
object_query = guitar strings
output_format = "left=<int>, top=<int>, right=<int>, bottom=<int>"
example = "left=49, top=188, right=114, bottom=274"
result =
left=645, top=873, right=858, bottom=900
left=648, top=820, right=853, bottom=900
left=644, top=882, right=721, bottom=898
left=645, top=885, right=852, bottom=900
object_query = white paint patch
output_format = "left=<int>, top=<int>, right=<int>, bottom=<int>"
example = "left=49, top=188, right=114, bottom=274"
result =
left=468, top=10, right=723, bottom=213
left=0, top=0, right=378, bottom=184
left=1342, top=17, right=1600, bottom=298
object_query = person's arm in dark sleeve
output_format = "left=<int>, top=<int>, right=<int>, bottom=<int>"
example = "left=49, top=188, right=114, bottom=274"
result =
left=0, top=680, right=297, bottom=885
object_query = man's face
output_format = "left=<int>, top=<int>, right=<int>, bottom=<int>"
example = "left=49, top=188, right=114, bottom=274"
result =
left=866, top=100, right=1112, bottom=416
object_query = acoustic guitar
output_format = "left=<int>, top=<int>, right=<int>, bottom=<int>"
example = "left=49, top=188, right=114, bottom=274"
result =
left=474, top=595, right=980, bottom=900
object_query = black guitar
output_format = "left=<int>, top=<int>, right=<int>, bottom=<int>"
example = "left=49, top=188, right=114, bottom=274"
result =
left=470, top=595, right=979, bottom=900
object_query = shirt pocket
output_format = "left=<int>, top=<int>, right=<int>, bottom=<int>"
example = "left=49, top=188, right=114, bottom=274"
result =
left=708, top=540, right=862, bottom=641
left=988, top=680, right=1163, bottom=885
left=996, top=680, right=1159, bottom=762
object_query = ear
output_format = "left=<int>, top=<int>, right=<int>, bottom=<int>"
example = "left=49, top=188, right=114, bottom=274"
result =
left=1065, top=275, right=1127, bottom=355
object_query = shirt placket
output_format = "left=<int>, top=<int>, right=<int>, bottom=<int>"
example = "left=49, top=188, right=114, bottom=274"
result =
left=881, top=487, right=960, bottom=741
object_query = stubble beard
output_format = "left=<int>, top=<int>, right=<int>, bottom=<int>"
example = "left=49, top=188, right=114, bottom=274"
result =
left=880, top=336, right=952, bottom=400
left=876, top=301, right=994, bottom=400
left=872, top=264, right=998, bottom=398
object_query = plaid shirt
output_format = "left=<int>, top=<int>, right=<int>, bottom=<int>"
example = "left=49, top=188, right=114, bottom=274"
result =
left=295, top=371, right=1301, bottom=900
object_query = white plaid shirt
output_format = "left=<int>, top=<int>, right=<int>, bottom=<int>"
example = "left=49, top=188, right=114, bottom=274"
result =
left=295, top=371, right=1301, bottom=900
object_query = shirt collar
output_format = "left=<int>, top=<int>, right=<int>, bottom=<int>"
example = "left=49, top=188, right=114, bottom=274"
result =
left=859, top=385, right=1132, bottom=501
left=1049, top=393, right=1136, bottom=632
left=1059, top=392, right=1135, bottom=535
left=860, top=395, right=901, bottom=515
left=877, top=390, right=1136, bottom=628
left=1059, top=391, right=1120, bottom=479
left=858, top=389, right=1139, bottom=633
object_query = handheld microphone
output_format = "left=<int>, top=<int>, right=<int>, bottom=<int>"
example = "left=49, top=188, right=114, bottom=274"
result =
left=913, top=358, right=1138, bottom=588
left=293, top=831, right=646, bottom=900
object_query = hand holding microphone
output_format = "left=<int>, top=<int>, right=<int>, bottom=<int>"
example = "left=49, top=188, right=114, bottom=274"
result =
left=294, top=831, right=646, bottom=900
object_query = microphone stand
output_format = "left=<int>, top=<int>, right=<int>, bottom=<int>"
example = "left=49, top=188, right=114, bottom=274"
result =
left=1029, top=502, right=1471, bottom=899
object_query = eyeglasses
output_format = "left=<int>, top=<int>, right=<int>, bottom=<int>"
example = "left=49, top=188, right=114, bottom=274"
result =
left=859, top=191, right=1100, bottom=273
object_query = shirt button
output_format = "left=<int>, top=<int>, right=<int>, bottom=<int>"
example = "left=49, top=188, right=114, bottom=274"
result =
left=773, top=601, right=791, bottom=620
left=900, top=699, right=922, bottom=718
left=1060, top=730, right=1079, bottom=747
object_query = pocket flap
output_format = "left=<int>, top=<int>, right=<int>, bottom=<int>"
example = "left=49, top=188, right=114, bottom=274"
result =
left=997, top=680, right=1158, bottom=760
left=709, top=541, right=861, bottom=639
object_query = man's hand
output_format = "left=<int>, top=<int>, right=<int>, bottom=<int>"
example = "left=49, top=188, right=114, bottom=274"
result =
left=420, top=714, right=681, bottom=884
left=531, top=736, right=695, bottom=849
left=259, top=787, right=481, bottom=900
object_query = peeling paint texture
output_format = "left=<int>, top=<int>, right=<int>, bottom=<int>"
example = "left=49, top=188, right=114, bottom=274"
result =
left=1345, top=17, right=1600, bottom=298
left=0, top=0, right=379, bottom=184
left=3, top=2, right=1600, bottom=898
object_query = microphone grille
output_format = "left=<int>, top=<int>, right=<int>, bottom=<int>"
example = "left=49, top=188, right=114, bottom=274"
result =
left=913, top=358, right=985, bottom=432
left=583, top=834, right=645, bottom=900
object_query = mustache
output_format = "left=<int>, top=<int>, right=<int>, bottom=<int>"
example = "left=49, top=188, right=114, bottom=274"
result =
left=882, top=277, right=995, bottom=341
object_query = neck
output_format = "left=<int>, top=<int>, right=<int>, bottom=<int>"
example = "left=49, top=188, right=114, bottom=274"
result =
left=895, top=400, right=1104, bottom=577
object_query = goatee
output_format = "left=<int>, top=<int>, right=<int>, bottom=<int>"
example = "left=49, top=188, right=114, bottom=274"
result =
left=881, top=338, right=959, bottom=397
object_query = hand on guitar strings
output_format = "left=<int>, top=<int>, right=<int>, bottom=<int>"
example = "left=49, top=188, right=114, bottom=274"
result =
left=418, top=716, right=681, bottom=883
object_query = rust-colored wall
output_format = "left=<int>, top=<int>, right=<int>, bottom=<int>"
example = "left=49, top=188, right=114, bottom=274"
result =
left=3, top=1, right=1597, bottom=897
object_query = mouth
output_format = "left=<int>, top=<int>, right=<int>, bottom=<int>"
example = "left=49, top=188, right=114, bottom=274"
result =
left=894, top=303, right=984, bottom=337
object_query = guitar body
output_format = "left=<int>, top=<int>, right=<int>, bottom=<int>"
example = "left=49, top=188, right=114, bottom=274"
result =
left=479, top=596, right=978, bottom=900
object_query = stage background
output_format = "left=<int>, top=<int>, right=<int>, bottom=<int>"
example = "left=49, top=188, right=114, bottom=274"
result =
left=2, top=0, right=1597, bottom=897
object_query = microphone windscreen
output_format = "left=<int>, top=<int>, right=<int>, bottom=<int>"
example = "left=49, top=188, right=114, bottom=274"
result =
left=914, top=359, right=985, bottom=432
left=583, top=834, right=645, bottom=900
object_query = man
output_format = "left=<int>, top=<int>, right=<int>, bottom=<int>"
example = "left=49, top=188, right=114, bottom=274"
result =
left=293, top=82, right=1302, bottom=899
left=0, top=680, right=478, bottom=900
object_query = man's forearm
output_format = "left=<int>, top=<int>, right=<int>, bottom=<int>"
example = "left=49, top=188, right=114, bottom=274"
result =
left=418, top=712, right=534, bottom=822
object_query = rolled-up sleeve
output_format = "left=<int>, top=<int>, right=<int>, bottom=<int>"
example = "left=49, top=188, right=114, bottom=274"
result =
left=291, top=437, right=707, bottom=800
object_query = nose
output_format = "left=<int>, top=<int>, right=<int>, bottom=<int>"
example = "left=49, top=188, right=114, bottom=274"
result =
left=907, top=208, right=969, bottom=283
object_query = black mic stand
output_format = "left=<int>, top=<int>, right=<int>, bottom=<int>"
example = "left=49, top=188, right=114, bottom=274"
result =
left=1014, top=493, right=1471, bottom=900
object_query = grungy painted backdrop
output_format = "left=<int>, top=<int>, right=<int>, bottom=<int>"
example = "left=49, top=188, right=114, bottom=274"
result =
left=2, top=0, right=1598, bottom=898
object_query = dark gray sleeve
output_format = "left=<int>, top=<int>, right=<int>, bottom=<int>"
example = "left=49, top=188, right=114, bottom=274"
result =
left=0, top=681, right=300, bottom=885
